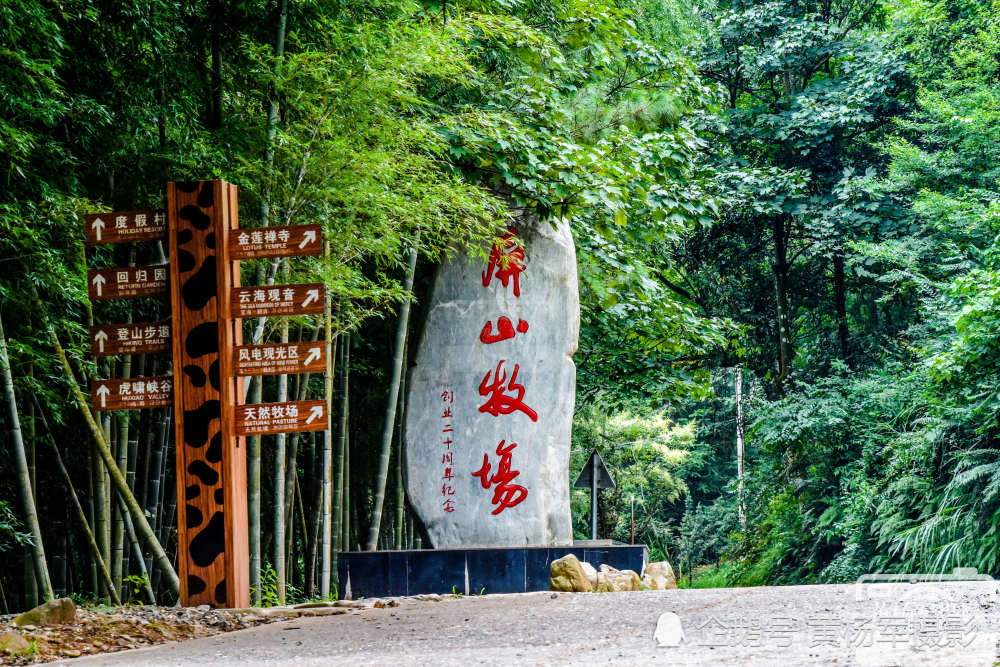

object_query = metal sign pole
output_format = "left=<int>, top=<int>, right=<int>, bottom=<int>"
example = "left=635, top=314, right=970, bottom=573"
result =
left=590, top=454, right=598, bottom=540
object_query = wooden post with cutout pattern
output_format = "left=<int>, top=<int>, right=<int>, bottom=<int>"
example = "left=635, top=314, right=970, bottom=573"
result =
left=167, top=180, right=249, bottom=608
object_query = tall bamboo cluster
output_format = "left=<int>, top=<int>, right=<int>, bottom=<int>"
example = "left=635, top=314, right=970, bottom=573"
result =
left=0, top=253, right=425, bottom=611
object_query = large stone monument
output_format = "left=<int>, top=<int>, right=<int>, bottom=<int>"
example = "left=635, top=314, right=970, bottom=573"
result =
left=405, top=214, right=578, bottom=548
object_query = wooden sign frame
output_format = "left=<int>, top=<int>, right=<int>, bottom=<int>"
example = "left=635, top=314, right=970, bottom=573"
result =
left=167, top=180, right=248, bottom=608
left=233, top=341, right=325, bottom=377
left=234, top=399, right=328, bottom=436
left=85, top=210, right=167, bottom=245
left=87, top=265, right=169, bottom=300
left=230, top=283, right=325, bottom=318
left=90, top=376, right=174, bottom=411
left=228, top=223, right=322, bottom=260
left=90, top=321, right=171, bottom=357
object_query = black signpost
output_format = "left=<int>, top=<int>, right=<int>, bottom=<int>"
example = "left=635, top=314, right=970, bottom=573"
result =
left=573, top=450, right=616, bottom=540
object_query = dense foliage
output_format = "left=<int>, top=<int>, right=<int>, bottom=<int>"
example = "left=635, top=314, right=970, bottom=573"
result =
left=1, top=0, right=999, bottom=610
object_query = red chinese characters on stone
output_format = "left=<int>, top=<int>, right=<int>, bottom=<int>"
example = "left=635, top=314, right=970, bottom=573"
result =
left=477, top=360, right=538, bottom=422
left=482, top=228, right=525, bottom=297
left=472, top=440, right=528, bottom=515
left=479, top=316, right=529, bottom=344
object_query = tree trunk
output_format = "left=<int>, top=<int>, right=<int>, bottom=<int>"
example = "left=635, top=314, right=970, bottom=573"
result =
left=772, top=216, right=793, bottom=394
left=833, top=252, right=849, bottom=360
left=0, top=310, right=54, bottom=601
left=735, top=365, right=746, bottom=529
left=366, top=244, right=418, bottom=551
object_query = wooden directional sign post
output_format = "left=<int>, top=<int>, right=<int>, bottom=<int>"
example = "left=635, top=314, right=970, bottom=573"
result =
left=84, top=179, right=325, bottom=609
left=233, top=342, right=325, bottom=376
left=90, top=321, right=171, bottom=357
left=88, top=265, right=169, bottom=300
left=91, top=377, right=174, bottom=410
left=229, top=224, right=322, bottom=260
left=230, top=283, right=325, bottom=318
left=85, top=210, right=167, bottom=245
left=166, top=180, right=248, bottom=609
left=234, top=399, right=327, bottom=437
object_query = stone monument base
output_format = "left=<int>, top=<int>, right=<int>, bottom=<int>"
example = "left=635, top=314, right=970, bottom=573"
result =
left=337, top=543, right=648, bottom=599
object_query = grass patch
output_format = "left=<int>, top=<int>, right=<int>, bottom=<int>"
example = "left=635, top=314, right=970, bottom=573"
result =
left=678, top=562, right=742, bottom=589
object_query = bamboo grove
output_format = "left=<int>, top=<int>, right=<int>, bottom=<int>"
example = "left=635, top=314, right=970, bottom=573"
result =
left=5, top=0, right=1000, bottom=610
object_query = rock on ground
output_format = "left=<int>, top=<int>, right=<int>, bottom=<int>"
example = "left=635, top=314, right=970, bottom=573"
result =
left=14, top=599, right=75, bottom=627
left=596, top=564, right=641, bottom=592
left=549, top=554, right=592, bottom=592
left=642, top=561, right=677, bottom=590
left=0, top=631, right=30, bottom=658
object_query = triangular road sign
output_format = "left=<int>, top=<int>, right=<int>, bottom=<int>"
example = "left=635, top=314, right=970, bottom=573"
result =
left=573, top=450, right=616, bottom=489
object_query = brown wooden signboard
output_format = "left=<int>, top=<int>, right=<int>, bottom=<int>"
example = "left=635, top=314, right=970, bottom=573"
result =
left=88, top=265, right=169, bottom=300
left=234, top=399, right=328, bottom=437
left=85, top=210, right=167, bottom=245
left=233, top=342, right=325, bottom=377
left=90, top=321, right=171, bottom=357
left=228, top=224, right=322, bottom=260
left=230, top=283, right=324, bottom=318
left=91, top=376, right=174, bottom=411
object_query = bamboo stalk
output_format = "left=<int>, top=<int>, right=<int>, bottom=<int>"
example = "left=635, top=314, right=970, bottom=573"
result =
left=114, top=492, right=156, bottom=605
left=0, top=309, right=54, bottom=600
left=320, top=260, right=335, bottom=598
left=85, top=439, right=98, bottom=595
left=43, top=316, right=180, bottom=597
left=332, top=334, right=350, bottom=583
left=366, top=245, right=418, bottom=550
left=273, top=319, right=289, bottom=603
left=96, top=363, right=110, bottom=599
left=33, top=398, right=121, bottom=605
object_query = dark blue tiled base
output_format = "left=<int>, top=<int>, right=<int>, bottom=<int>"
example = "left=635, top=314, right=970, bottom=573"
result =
left=337, top=544, right=648, bottom=598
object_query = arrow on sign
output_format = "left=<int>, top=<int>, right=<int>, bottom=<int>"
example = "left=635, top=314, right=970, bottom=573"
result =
left=304, top=347, right=321, bottom=366
left=96, top=384, right=110, bottom=408
left=91, top=217, right=105, bottom=241
left=299, top=229, right=318, bottom=249
left=94, top=329, right=108, bottom=353
left=92, top=273, right=106, bottom=297
left=306, top=405, right=323, bottom=424
left=301, top=289, right=320, bottom=308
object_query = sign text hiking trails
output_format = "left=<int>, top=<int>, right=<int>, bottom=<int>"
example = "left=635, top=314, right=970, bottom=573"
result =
left=84, top=179, right=326, bottom=607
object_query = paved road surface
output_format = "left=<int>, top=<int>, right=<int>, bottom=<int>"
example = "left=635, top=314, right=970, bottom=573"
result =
left=63, top=582, right=1000, bottom=666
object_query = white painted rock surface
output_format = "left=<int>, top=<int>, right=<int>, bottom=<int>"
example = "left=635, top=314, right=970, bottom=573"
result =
left=405, top=215, right=578, bottom=548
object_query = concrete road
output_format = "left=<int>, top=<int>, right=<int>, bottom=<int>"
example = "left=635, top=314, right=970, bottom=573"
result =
left=63, top=582, right=1000, bottom=666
